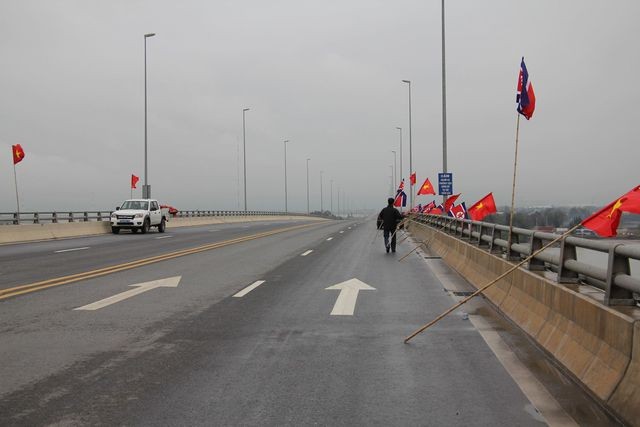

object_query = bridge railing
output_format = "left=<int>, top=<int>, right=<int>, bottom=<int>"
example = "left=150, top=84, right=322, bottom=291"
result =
left=0, top=210, right=310, bottom=225
left=412, top=214, right=640, bottom=306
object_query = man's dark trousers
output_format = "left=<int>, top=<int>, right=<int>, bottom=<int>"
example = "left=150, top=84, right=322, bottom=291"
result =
left=384, top=227, right=397, bottom=252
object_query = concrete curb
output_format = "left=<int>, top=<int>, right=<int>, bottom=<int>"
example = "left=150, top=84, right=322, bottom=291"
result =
left=408, top=222, right=639, bottom=426
left=0, top=216, right=326, bottom=245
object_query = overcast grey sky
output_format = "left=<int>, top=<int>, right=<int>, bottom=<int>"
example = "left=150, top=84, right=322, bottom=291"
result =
left=1, top=0, right=639, bottom=212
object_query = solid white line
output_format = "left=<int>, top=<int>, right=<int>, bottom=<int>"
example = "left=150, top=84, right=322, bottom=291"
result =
left=233, top=280, right=266, bottom=297
left=326, top=237, right=333, bottom=241
left=155, top=235, right=173, bottom=239
left=54, top=247, right=90, bottom=253
left=301, top=250, right=313, bottom=256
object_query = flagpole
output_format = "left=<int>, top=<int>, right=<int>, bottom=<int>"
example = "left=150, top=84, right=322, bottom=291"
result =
left=507, top=113, right=521, bottom=259
left=13, top=163, right=20, bottom=224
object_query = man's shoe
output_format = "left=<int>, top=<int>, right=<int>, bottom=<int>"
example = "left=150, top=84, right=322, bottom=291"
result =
left=391, top=248, right=396, bottom=253
left=386, top=246, right=390, bottom=253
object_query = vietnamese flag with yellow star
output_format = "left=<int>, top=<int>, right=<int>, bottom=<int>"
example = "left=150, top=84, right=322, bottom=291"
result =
left=582, top=185, right=640, bottom=237
left=417, top=178, right=436, bottom=196
left=12, top=144, right=25, bottom=165
left=469, top=193, right=497, bottom=221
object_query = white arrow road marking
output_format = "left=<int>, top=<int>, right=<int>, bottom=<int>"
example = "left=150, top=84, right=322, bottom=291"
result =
left=74, top=276, right=181, bottom=311
left=326, top=237, right=333, bottom=241
left=54, top=247, right=90, bottom=254
left=233, top=280, right=266, bottom=297
left=325, top=278, right=376, bottom=316
left=301, top=250, right=313, bottom=256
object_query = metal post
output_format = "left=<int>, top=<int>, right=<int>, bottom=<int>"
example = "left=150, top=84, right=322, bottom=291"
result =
left=391, top=150, right=396, bottom=188
left=337, top=187, right=340, bottom=217
left=143, top=33, right=155, bottom=199
left=306, top=158, right=311, bottom=214
left=395, top=127, right=403, bottom=185
left=242, top=108, right=250, bottom=211
left=320, top=170, right=323, bottom=212
left=402, top=80, right=413, bottom=209
left=13, top=163, right=20, bottom=224
left=441, top=0, right=448, bottom=205
left=330, top=179, right=333, bottom=213
left=284, top=139, right=289, bottom=213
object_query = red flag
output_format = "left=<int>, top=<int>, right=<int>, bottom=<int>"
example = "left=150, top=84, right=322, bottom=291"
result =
left=516, top=57, right=536, bottom=120
left=422, top=201, right=436, bottom=213
left=12, top=144, right=25, bottom=165
left=131, top=174, right=140, bottom=189
left=417, top=178, right=436, bottom=196
left=582, top=186, right=640, bottom=237
left=410, top=172, right=416, bottom=186
left=449, top=203, right=468, bottom=219
left=468, top=193, right=497, bottom=221
left=444, top=193, right=460, bottom=213
left=430, top=207, right=444, bottom=215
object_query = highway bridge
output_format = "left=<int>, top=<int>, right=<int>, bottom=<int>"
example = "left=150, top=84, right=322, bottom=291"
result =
left=0, top=214, right=637, bottom=426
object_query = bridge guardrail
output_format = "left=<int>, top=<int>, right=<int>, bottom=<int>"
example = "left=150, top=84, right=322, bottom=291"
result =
left=412, top=213, right=640, bottom=306
left=0, top=210, right=312, bottom=225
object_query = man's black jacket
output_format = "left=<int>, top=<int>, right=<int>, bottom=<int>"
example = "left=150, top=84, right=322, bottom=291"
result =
left=377, top=205, right=403, bottom=231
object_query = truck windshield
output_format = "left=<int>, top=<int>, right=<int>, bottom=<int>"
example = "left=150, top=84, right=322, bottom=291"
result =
left=120, top=201, right=149, bottom=210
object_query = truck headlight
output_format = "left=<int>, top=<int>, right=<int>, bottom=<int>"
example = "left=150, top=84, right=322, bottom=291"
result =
left=134, top=213, right=144, bottom=218
left=111, top=214, right=117, bottom=220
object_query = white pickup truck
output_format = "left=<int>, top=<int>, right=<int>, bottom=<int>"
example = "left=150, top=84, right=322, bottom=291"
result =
left=110, top=199, right=169, bottom=234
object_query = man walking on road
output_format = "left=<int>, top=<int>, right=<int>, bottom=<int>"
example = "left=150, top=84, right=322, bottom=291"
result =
left=377, top=197, right=403, bottom=253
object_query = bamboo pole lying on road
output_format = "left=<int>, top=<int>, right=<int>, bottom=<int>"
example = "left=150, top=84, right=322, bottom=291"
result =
left=403, top=222, right=582, bottom=344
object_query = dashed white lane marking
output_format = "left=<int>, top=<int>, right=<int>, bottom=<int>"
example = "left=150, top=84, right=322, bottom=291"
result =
left=326, top=237, right=333, bottom=241
left=339, top=231, right=344, bottom=234
left=208, top=229, right=219, bottom=232
left=155, top=235, right=173, bottom=239
left=301, top=250, right=313, bottom=256
left=54, top=247, right=90, bottom=253
left=348, top=227, right=352, bottom=229
left=233, top=280, right=266, bottom=297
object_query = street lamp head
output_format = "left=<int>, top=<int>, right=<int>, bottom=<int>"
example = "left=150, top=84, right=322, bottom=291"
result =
left=243, top=108, right=250, bottom=112
left=396, top=126, right=402, bottom=130
left=144, top=33, right=156, bottom=38
left=284, top=139, right=290, bottom=143
left=402, top=79, right=411, bottom=84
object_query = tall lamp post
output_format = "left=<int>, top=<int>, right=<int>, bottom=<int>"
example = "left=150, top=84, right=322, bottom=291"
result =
left=284, top=139, right=291, bottom=213
left=242, top=108, right=250, bottom=211
left=441, top=0, right=448, bottom=205
left=306, top=158, right=311, bottom=214
left=395, top=126, right=403, bottom=185
left=391, top=150, right=397, bottom=188
left=401, top=80, right=413, bottom=209
left=319, top=170, right=324, bottom=212
left=330, top=179, right=333, bottom=213
left=143, top=32, right=155, bottom=199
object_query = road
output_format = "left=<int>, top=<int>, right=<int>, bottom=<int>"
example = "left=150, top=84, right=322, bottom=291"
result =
left=0, top=218, right=618, bottom=425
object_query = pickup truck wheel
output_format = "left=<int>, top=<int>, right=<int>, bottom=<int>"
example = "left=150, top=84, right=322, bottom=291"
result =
left=141, top=218, right=150, bottom=234
left=111, top=227, right=120, bottom=234
left=158, top=218, right=166, bottom=233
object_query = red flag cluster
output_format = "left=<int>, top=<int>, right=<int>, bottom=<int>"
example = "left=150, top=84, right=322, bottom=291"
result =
left=582, top=186, right=640, bottom=237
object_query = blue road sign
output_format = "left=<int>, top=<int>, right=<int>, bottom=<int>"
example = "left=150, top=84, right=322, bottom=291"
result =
left=438, top=173, right=453, bottom=196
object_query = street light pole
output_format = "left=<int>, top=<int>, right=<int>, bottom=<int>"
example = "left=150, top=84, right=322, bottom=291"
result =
left=330, top=179, right=333, bottom=213
left=402, top=80, right=413, bottom=209
left=395, top=126, right=403, bottom=185
left=242, top=108, right=250, bottom=211
left=320, top=170, right=324, bottom=212
left=284, top=139, right=290, bottom=213
left=391, top=150, right=397, bottom=189
left=143, top=32, right=155, bottom=199
left=306, top=158, right=311, bottom=214
left=441, top=0, right=448, bottom=204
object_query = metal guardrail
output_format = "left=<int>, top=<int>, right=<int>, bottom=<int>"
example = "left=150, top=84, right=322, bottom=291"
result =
left=0, top=210, right=310, bottom=225
left=412, top=213, right=640, bottom=306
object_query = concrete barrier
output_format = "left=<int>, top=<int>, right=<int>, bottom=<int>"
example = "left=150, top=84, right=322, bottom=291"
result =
left=408, top=221, right=640, bottom=426
left=0, top=216, right=327, bottom=245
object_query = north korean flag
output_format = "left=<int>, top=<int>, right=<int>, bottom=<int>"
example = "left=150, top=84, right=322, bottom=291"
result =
left=516, top=57, right=536, bottom=120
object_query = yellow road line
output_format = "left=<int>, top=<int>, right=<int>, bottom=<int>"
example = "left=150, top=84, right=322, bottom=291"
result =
left=0, top=222, right=318, bottom=301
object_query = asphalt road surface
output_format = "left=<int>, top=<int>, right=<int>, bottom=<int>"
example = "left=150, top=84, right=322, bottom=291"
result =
left=0, top=219, right=618, bottom=426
